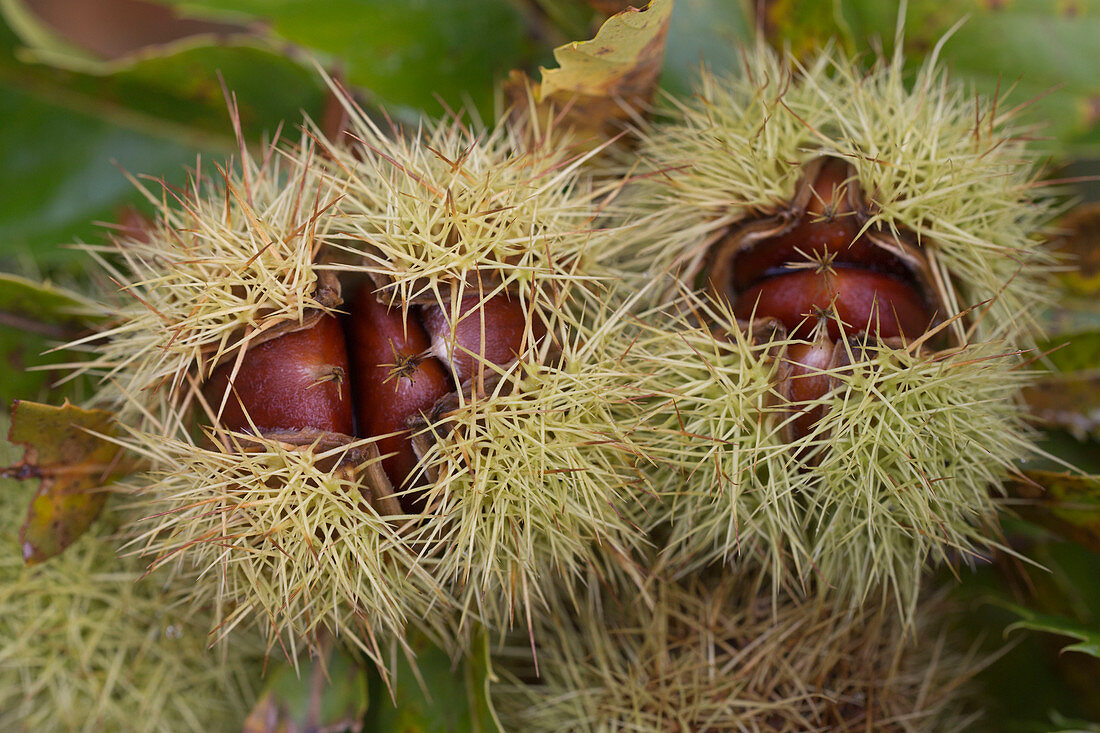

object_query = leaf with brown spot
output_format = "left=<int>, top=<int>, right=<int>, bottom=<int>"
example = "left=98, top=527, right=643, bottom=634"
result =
left=1051, top=202, right=1100, bottom=297
left=1005, top=470, right=1100, bottom=554
left=242, top=641, right=368, bottom=733
left=2, top=400, right=123, bottom=564
left=2, top=0, right=249, bottom=71
left=1023, top=373, right=1100, bottom=441
left=506, top=0, right=672, bottom=144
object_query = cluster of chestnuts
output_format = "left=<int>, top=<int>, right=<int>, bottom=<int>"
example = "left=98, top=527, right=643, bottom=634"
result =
left=4, top=34, right=1058, bottom=733
left=204, top=283, right=543, bottom=512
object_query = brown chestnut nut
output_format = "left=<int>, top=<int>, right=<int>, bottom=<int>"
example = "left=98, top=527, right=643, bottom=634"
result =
left=734, top=268, right=931, bottom=341
left=776, top=338, right=841, bottom=442
left=731, top=226, right=912, bottom=292
left=420, top=291, right=546, bottom=385
left=204, top=314, right=354, bottom=435
left=348, top=284, right=452, bottom=507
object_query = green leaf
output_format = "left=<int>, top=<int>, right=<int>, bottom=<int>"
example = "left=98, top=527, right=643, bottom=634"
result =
left=0, top=12, right=327, bottom=162
left=758, top=0, right=852, bottom=61
left=243, top=642, right=369, bottom=733
left=466, top=628, right=503, bottom=733
left=1, top=400, right=122, bottom=564
left=0, top=274, right=96, bottom=400
left=840, top=0, right=1100, bottom=157
left=0, top=0, right=249, bottom=71
left=1001, top=601, right=1100, bottom=659
left=1037, top=331, right=1100, bottom=374
left=0, top=273, right=95, bottom=325
left=660, top=0, right=752, bottom=94
left=162, top=0, right=534, bottom=117
left=0, top=82, right=203, bottom=269
left=1005, top=471, right=1100, bottom=555
left=1048, top=711, right=1100, bottom=732
left=366, top=632, right=499, bottom=733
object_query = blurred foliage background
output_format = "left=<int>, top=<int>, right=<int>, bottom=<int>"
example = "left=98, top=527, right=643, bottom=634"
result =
left=0, top=1, right=1098, bottom=730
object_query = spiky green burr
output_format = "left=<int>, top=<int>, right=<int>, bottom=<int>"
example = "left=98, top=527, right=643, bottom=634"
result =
left=493, top=562, right=978, bottom=732
left=61, top=131, right=344, bottom=433
left=63, top=85, right=648, bottom=662
left=607, top=41, right=1056, bottom=613
left=0, top=483, right=262, bottom=732
left=307, top=93, right=650, bottom=634
left=621, top=294, right=1034, bottom=613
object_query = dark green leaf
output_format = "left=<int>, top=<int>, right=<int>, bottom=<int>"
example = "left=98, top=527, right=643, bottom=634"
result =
left=159, top=0, right=534, bottom=118
left=466, top=628, right=503, bottom=733
left=243, top=642, right=369, bottom=733
left=0, top=0, right=248, bottom=69
left=366, top=631, right=499, bottom=733
left=0, top=274, right=96, bottom=400
left=0, top=83, right=202, bottom=269
left=0, top=6, right=326, bottom=148
left=1000, top=601, right=1100, bottom=658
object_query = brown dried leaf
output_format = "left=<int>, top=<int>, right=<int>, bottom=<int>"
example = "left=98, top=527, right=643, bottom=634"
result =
left=1006, top=470, right=1100, bottom=554
left=1050, top=202, right=1100, bottom=296
left=1022, top=373, right=1100, bottom=441
left=506, top=0, right=672, bottom=143
left=2, top=400, right=123, bottom=564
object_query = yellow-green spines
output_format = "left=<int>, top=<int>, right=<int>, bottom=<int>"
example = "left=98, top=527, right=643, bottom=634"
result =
left=64, top=133, right=340, bottom=430
left=409, top=300, right=650, bottom=631
left=302, top=94, right=650, bottom=633
left=619, top=294, right=1033, bottom=614
left=314, top=95, right=626, bottom=311
left=493, top=567, right=975, bottom=733
left=607, top=42, right=1055, bottom=614
left=121, top=430, right=440, bottom=668
left=629, top=43, right=1056, bottom=342
left=0, top=489, right=261, bottom=732
left=89, top=89, right=649, bottom=660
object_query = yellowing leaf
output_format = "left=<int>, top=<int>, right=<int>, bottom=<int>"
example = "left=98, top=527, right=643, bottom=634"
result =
left=540, top=0, right=672, bottom=99
left=507, top=0, right=672, bottom=144
left=2, top=400, right=122, bottom=564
